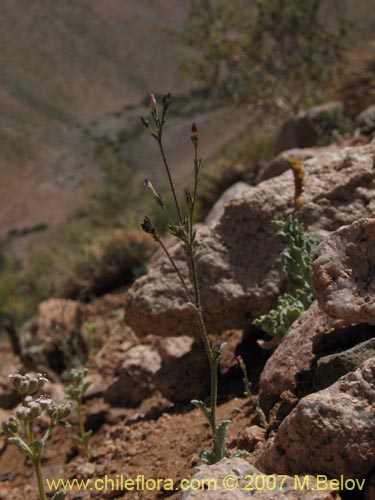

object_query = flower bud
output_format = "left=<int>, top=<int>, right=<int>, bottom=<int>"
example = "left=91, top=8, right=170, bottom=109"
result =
left=191, top=123, right=199, bottom=146
left=27, top=401, right=42, bottom=419
left=15, top=406, right=31, bottom=421
left=35, top=395, right=53, bottom=410
left=141, top=216, right=159, bottom=242
left=185, top=190, right=194, bottom=209
left=1, top=415, right=18, bottom=436
left=162, top=92, right=171, bottom=111
left=150, top=93, right=157, bottom=110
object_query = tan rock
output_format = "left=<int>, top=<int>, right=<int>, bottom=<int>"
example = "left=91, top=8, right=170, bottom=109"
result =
left=182, top=458, right=340, bottom=499
left=259, top=358, right=375, bottom=478
left=312, top=218, right=375, bottom=325
left=126, top=141, right=375, bottom=338
left=38, top=298, right=80, bottom=332
left=258, top=302, right=345, bottom=412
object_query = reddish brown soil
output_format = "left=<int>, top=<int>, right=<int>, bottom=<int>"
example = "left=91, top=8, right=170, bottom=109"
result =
left=0, top=329, right=260, bottom=500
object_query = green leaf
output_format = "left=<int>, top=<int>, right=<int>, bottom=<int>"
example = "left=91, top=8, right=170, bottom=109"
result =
left=9, top=436, right=33, bottom=458
left=191, top=400, right=210, bottom=422
left=231, top=449, right=251, bottom=458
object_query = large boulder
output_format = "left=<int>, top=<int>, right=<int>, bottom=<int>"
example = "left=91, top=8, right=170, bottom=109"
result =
left=259, top=358, right=375, bottom=478
left=104, top=337, right=209, bottom=406
left=275, top=101, right=351, bottom=153
left=258, top=302, right=344, bottom=413
left=314, top=337, right=375, bottom=390
left=125, top=141, right=375, bottom=338
left=312, top=218, right=375, bottom=325
left=182, top=458, right=341, bottom=500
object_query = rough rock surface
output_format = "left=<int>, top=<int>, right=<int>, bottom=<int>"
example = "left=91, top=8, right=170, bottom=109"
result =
left=104, top=345, right=162, bottom=406
left=254, top=146, right=332, bottom=184
left=205, top=182, right=251, bottom=224
left=314, top=337, right=375, bottom=390
left=126, top=141, right=375, bottom=338
left=275, top=101, right=348, bottom=152
left=312, top=218, right=375, bottom=325
left=356, top=104, right=375, bottom=137
left=182, top=458, right=340, bottom=499
left=104, top=337, right=209, bottom=406
left=38, top=298, right=81, bottom=333
left=259, top=358, right=375, bottom=478
left=155, top=337, right=209, bottom=402
left=258, top=302, right=345, bottom=412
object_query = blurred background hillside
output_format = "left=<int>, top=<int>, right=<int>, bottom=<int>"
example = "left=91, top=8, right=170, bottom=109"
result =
left=0, top=0, right=374, bottom=326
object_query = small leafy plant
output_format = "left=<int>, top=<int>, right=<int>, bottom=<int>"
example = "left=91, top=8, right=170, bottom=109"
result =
left=254, top=158, right=319, bottom=349
left=140, top=93, right=229, bottom=464
left=65, top=367, right=92, bottom=457
left=0, top=373, right=71, bottom=500
left=236, top=355, right=267, bottom=427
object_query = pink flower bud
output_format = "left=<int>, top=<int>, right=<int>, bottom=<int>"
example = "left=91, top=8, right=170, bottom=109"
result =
left=150, top=94, right=157, bottom=110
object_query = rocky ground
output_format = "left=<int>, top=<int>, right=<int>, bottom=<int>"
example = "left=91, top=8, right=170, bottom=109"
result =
left=1, top=104, right=375, bottom=500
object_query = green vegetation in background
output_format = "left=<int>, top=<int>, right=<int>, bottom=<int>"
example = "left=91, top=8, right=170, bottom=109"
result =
left=196, top=129, right=275, bottom=219
left=180, top=0, right=350, bottom=115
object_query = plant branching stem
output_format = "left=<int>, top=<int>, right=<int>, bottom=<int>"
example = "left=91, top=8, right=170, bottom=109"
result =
left=157, top=136, right=183, bottom=223
left=157, top=239, right=193, bottom=302
left=33, top=456, right=47, bottom=500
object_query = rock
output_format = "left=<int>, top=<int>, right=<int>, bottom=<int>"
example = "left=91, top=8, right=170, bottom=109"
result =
left=312, top=218, right=375, bottom=325
left=85, top=400, right=110, bottom=432
left=259, top=358, right=375, bottom=478
left=75, top=462, right=96, bottom=478
left=38, top=298, right=81, bottom=333
left=254, top=147, right=325, bottom=184
left=82, top=373, right=107, bottom=400
left=156, top=338, right=209, bottom=402
left=104, top=345, right=162, bottom=406
left=205, top=182, right=251, bottom=224
left=155, top=335, right=195, bottom=362
left=104, top=336, right=211, bottom=406
left=275, top=101, right=350, bottom=153
left=0, top=379, right=19, bottom=409
left=258, top=302, right=345, bottom=413
left=235, top=425, right=266, bottom=453
left=182, top=458, right=340, bottom=499
left=356, top=105, right=375, bottom=137
left=314, top=337, right=375, bottom=390
left=126, top=141, right=375, bottom=339
left=126, top=393, right=174, bottom=423
left=43, top=382, right=66, bottom=403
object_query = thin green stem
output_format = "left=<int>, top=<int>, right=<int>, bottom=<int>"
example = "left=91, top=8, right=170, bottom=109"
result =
left=190, top=271, right=216, bottom=433
left=33, top=456, right=47, bottom=500
left=157, top=136, right=183, bottom=223
left=76, top=401, right=88, bottom=457
left=157, top=238, right=193, bottom=303
left=25, top=420, right=34, bottom=444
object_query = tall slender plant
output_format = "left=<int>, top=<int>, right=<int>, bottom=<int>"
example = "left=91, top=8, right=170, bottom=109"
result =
left=140, top=93, right=229, bottom=464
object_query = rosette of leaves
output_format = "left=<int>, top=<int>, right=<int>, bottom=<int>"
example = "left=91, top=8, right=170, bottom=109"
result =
left=0, top=373, right=71, bottom=500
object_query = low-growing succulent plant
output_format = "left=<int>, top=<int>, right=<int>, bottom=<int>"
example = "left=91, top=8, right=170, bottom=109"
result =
left=140, top=93, right=229, bottom=464
left=0, top=373, right=71, bottom=500
left=65, top=367, right=92, bottom=457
